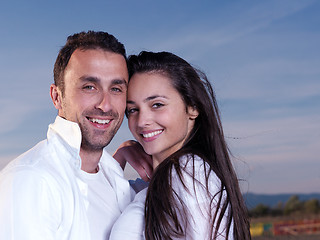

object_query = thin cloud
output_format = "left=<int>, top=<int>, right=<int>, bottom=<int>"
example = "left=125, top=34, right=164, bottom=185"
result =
left=219, top=58, right=320, bottom=101
left=0, top=155, right=16, bottom=170
left=147, top=0, right=316, bottom=53
left=224, top=114, right=320, bottom=164
left=0, top=99, right=39, bottom=134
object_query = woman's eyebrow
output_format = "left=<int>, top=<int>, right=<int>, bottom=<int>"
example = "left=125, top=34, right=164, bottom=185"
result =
left=144, top=95, right=168, bottom=102
left=127, top=95, right=168, bottom=105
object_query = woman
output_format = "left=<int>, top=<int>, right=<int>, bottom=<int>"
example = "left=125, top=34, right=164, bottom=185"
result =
left=111, top=51, right=251, bottom=239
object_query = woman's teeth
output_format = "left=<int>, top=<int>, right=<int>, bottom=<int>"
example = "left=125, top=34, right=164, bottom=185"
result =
left=142, top=130, right=163, bottom=138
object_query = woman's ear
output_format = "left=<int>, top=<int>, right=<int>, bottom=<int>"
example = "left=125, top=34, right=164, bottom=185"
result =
left=187, top=106, right=199, bottom=120
left=50, top=84, right=63, bottom=110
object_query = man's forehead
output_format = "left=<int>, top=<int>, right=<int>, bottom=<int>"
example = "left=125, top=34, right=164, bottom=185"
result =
left=65, top=49, right=128, bottom=81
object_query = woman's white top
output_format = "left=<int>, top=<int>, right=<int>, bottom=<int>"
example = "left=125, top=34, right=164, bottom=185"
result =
left=110, top=154, right=233, bottom=239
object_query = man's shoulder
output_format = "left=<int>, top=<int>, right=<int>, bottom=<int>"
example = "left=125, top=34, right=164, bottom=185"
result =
left=0, top=139, right=68, bottom=184
left=3, top=140, right=48, bottom=170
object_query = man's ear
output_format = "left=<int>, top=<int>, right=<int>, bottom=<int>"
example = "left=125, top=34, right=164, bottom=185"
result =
left=50, top=84, right=62, bottom=110
left=187, top=106, right=199, bottom=120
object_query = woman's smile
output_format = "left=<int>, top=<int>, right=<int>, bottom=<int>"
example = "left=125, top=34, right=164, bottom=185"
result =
left=141, top=129, right=164, bottom=140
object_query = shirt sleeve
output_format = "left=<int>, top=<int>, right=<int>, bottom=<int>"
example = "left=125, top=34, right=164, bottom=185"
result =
left=0, top=167, right=62, bottom=240
left=109, top=188, right=147, bottom=240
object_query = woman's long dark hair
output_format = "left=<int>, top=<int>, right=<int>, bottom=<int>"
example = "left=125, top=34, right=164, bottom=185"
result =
left=128, top=51, right=251, bottom=240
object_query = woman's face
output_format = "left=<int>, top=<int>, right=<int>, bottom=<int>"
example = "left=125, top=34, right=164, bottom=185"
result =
left=127, top=72, right=198, bottom=169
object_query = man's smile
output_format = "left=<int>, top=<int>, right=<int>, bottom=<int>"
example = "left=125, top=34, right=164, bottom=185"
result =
left=88, top=117, right=111, bottom=125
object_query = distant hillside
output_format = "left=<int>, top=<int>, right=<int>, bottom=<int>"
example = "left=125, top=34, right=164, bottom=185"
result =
left=243, top=192, right=320, bottom=209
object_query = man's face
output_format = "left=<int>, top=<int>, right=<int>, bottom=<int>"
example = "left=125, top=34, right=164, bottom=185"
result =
left=54, top=49, right=128, bottom=151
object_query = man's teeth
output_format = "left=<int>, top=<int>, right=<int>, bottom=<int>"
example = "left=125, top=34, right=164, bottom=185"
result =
left=90, top=118, right=110, bottom=124
left=142, top=130, right=163, bottom=138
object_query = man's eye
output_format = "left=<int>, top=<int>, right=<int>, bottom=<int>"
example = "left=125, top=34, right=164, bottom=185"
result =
left=111, top=87, right=122, bottom=92
left=83, top=85, right=95, bottom=90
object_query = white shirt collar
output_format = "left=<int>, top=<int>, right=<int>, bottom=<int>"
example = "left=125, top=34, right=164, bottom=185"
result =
left=47, top=116, right=133, bottom=210
left=46, top=116, right=123, bottom=174
left=47, top=116, right=82, bottom=151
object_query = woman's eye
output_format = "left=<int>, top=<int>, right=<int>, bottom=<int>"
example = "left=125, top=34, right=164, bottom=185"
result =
left=127, top=108, right=138, bottom=115
left=152, top=103, right=164, bottom=108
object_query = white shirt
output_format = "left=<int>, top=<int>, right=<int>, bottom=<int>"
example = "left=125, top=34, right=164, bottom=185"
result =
left=110, top=155, right=233, bottom=240
left=0, top=116, right=134, bottom=240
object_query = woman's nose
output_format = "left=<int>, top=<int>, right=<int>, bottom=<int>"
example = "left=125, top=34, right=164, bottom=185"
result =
left=137, top=109, right=152, bottom=127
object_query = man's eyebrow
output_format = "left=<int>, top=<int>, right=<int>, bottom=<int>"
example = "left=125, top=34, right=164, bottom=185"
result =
left=111, top=79, right=128, bottom=87
left=127, top=95, right=168, bottom=104
left=79, top=76, right=127, bottom=87
left=79, top=76, right=100, bottom=83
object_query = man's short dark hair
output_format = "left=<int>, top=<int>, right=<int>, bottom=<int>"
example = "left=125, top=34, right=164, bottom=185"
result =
left=53, top=31, right=126, bottom=94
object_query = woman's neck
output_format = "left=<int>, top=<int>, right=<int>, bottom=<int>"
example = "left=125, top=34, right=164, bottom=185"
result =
left=152, top=156, right=161, bottom=170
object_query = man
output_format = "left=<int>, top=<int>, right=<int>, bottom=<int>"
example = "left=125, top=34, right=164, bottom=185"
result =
left=0, top=31, right=151, bottom=240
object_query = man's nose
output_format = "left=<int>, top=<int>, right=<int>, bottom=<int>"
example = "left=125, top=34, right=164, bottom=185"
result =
left=96, top=92, right=112, bottom=112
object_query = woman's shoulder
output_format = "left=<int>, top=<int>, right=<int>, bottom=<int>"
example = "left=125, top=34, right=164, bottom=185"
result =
left=170, top=154, right=223, bottom=207
left=178, top=154, right=211, bottom=176
left=179, top=153, right=204, bottom=165
left=172, top=154, right=221, bottom=189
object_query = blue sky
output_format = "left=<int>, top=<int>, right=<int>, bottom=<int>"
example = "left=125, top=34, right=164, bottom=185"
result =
left=0, top=0, right=319, bottom=194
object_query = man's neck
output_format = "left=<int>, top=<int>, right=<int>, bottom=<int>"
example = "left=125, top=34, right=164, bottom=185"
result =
left=79, top=148, right=102, bottom=173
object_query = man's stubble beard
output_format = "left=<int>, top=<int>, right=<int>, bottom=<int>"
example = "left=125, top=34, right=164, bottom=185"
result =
left=79, top=115, right=123, bottom=152
left=60, top=98, right=124, bottom=152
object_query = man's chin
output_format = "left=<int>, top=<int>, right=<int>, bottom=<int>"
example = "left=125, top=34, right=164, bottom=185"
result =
left=81, top=137, right=113, bottom=151
left=81, top=143, right=105, bottom=152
